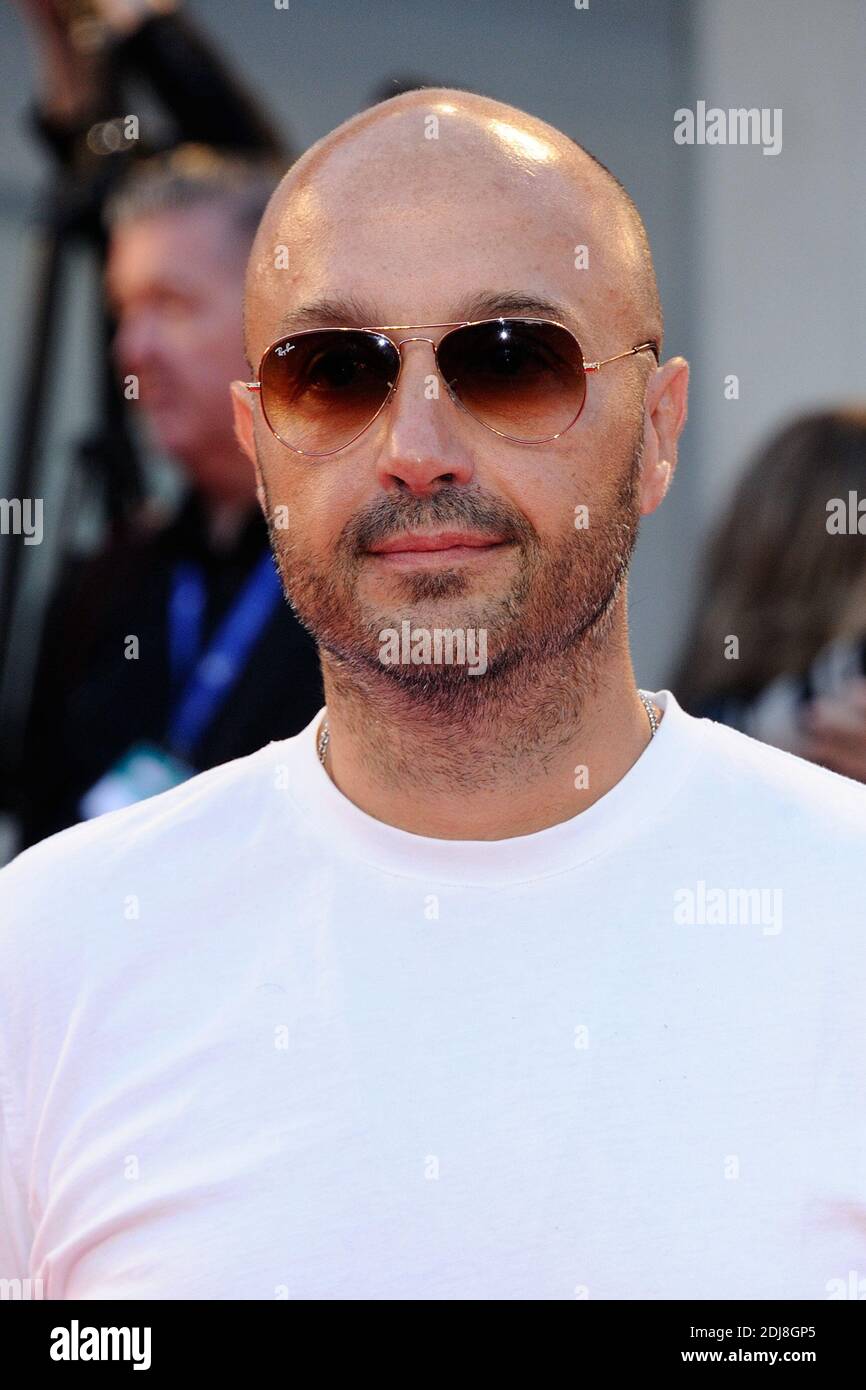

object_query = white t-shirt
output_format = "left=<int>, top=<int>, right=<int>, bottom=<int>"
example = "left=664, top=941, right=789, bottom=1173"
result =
left=1, top=689, right=865, bottom=1301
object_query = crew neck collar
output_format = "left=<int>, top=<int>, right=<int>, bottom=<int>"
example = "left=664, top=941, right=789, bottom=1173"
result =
left=274, top=690, right=707, bottom=887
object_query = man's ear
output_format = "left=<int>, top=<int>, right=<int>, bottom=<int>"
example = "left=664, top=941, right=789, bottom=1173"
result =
left=230, top=380, right=266, bottom=513
left=639, top=356, right=689, bottom=517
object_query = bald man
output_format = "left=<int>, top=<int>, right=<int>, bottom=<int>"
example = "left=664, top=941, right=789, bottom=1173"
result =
left=2, top=91, right=866, bottom=1302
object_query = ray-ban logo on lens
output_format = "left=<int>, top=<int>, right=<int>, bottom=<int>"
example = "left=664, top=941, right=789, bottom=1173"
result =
left=674, top=102, right=782, bottom=156
left=379, top=622, right=488, bottom=675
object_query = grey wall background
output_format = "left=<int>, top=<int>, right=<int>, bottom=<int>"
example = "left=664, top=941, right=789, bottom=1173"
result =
left=0, top=0, right=862, bottom=698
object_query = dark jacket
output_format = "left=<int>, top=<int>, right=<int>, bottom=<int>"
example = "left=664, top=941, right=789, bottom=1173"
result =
left=12, top=494, right=322, bottom=848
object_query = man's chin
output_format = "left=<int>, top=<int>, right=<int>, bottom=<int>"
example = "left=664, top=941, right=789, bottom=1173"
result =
left=319, top=635, right=500, bottom=707
left=310, top=603, right=511, bottom=692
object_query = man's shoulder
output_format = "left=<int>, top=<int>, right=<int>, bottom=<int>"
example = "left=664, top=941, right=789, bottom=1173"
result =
left=688, top=706, right=866, bottom=847
left=0, top=732, right=314, bottom=1093
left=0, top=732, right=311, bottom=929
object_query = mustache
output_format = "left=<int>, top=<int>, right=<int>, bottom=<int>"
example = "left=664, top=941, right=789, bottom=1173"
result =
left=341, top=487, right=538, bottom=556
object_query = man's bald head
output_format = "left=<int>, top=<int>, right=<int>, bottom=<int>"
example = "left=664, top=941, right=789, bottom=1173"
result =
left=243, top=87, right=662, bottom=373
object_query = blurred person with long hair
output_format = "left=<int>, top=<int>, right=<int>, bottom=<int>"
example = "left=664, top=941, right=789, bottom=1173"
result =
left=674, top=408, right=866, bottom=780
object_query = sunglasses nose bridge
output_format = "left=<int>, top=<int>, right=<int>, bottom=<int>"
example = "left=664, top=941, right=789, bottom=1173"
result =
left=392, top=334, right=439, bottom=369
left=388, top=334, right=450, bottom=404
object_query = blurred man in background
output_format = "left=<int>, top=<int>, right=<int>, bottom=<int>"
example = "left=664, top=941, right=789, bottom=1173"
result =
left=9, top=147, right=324, bottom=846
left=4, top=2, right=323, bottom=847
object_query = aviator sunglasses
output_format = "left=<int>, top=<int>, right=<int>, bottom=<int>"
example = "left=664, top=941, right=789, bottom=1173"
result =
left=245, top=317, right=660, bottom=457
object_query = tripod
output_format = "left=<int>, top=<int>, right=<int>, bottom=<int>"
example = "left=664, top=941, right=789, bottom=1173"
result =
left=0, top=111, right=144, bottom=794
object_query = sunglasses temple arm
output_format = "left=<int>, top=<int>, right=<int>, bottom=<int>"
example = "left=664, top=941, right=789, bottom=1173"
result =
left=585, top=341, right=660, bottom=372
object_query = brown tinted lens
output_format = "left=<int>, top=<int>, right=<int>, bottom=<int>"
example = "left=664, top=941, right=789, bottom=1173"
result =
left=259, top=330, right=399, bottom=454
left=437, top=319, right=586, bottom=441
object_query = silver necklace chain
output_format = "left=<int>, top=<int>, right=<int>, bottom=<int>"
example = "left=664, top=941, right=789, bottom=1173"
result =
left=316, top=717, right=330, bottom=768
left=637, top=688, right=660, bottom=739
left=316, top=691, right=658, bottom=768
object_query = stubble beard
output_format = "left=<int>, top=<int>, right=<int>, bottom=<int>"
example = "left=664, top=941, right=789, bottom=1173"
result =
left=262, top=439, right=643, bottom=726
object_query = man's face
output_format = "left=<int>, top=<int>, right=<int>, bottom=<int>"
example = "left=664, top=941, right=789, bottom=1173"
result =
left=241, top=122, right=653, bottom=703
left=107, top=204, right=253, bottom=499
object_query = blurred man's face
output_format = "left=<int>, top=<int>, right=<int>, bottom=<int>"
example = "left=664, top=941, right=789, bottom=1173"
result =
left=107, top=203, right=254, bottom=503
left=239, top=113, right=658, bottom=707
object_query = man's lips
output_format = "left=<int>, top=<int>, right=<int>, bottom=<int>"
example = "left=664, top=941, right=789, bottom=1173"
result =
left=366, top=525, right=511, bottom=558
left=365, top=531, right=512, bottom=568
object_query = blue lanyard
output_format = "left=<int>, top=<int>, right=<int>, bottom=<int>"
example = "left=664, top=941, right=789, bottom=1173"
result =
left=166, top=550, right=283, bottom=758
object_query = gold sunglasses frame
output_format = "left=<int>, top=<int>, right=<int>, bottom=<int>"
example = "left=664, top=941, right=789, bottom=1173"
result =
left=245, top=317, right=660, bottom=458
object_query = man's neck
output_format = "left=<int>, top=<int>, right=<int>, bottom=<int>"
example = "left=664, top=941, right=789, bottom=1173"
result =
left=317, top=614, right=662, bottom=841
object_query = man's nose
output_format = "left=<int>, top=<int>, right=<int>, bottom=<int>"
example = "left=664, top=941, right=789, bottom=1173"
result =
left=374, top=340, right=475, bottom=495
left=113, top=315, right=160, bottom=375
